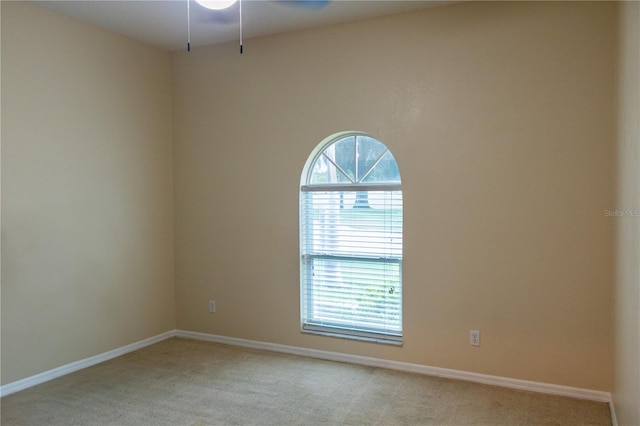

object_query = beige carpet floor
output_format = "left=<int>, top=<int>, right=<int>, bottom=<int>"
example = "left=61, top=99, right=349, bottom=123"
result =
left=1, top=337, right=611, bottom=425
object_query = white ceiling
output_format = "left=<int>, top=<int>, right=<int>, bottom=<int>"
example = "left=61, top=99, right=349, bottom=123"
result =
left=33, top=0, right=453, bottom=52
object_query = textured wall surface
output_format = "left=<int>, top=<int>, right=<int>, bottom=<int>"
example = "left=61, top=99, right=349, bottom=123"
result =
left=614, top=2, right=640, bottom=425
left=172, top=2, right=616, bottom=391
left=1, top=2, right=175, bottom=384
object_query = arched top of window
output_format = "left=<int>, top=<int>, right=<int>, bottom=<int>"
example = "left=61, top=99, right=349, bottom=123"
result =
left=302, top=132, right=401, bottom=187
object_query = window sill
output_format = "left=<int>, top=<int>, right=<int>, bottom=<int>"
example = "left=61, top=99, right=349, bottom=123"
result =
left=302, top=329, right=403, bottom=346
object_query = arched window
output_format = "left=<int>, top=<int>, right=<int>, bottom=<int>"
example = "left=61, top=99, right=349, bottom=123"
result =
left=300, top=132, right=403, bottom=344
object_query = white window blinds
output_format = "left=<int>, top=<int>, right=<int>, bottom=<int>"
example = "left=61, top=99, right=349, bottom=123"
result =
left=300, top=134, right=403, bottom=344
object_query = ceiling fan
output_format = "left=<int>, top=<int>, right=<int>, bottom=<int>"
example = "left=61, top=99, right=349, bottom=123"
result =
left=187, top=0, right=331, bottom=53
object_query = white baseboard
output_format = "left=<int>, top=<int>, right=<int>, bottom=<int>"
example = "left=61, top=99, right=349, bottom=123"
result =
left=0, top=330, right=176, bottom=397
left=609, top=398, right=618, bottom=426
left=2, top=327, right=615, bottom=420
left=176, top=330, right=613, bottom=404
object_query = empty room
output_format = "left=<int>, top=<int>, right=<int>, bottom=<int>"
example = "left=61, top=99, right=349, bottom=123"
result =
left=1, top=0, right=638, bottom=425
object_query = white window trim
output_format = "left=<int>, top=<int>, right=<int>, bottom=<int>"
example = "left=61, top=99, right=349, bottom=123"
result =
left=299, top=131, right=403, bottom=345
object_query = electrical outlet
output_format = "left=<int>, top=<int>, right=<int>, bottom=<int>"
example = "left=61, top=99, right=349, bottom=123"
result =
left=209, top=300, right=216, bottom=313
left=470, top=329, right=480, bottom=346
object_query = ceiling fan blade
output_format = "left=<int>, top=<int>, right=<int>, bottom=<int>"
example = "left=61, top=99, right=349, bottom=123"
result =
left=275, top=0, right=331, bottom=10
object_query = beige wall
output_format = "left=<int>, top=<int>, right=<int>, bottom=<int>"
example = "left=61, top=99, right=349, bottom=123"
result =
left=172, top=2, right=616, bottom=391
left=0, top=0, right=622, bottom=396
left=614, top=2, right=640, bottom=425
left=1, top=2, right=175, bottom=384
